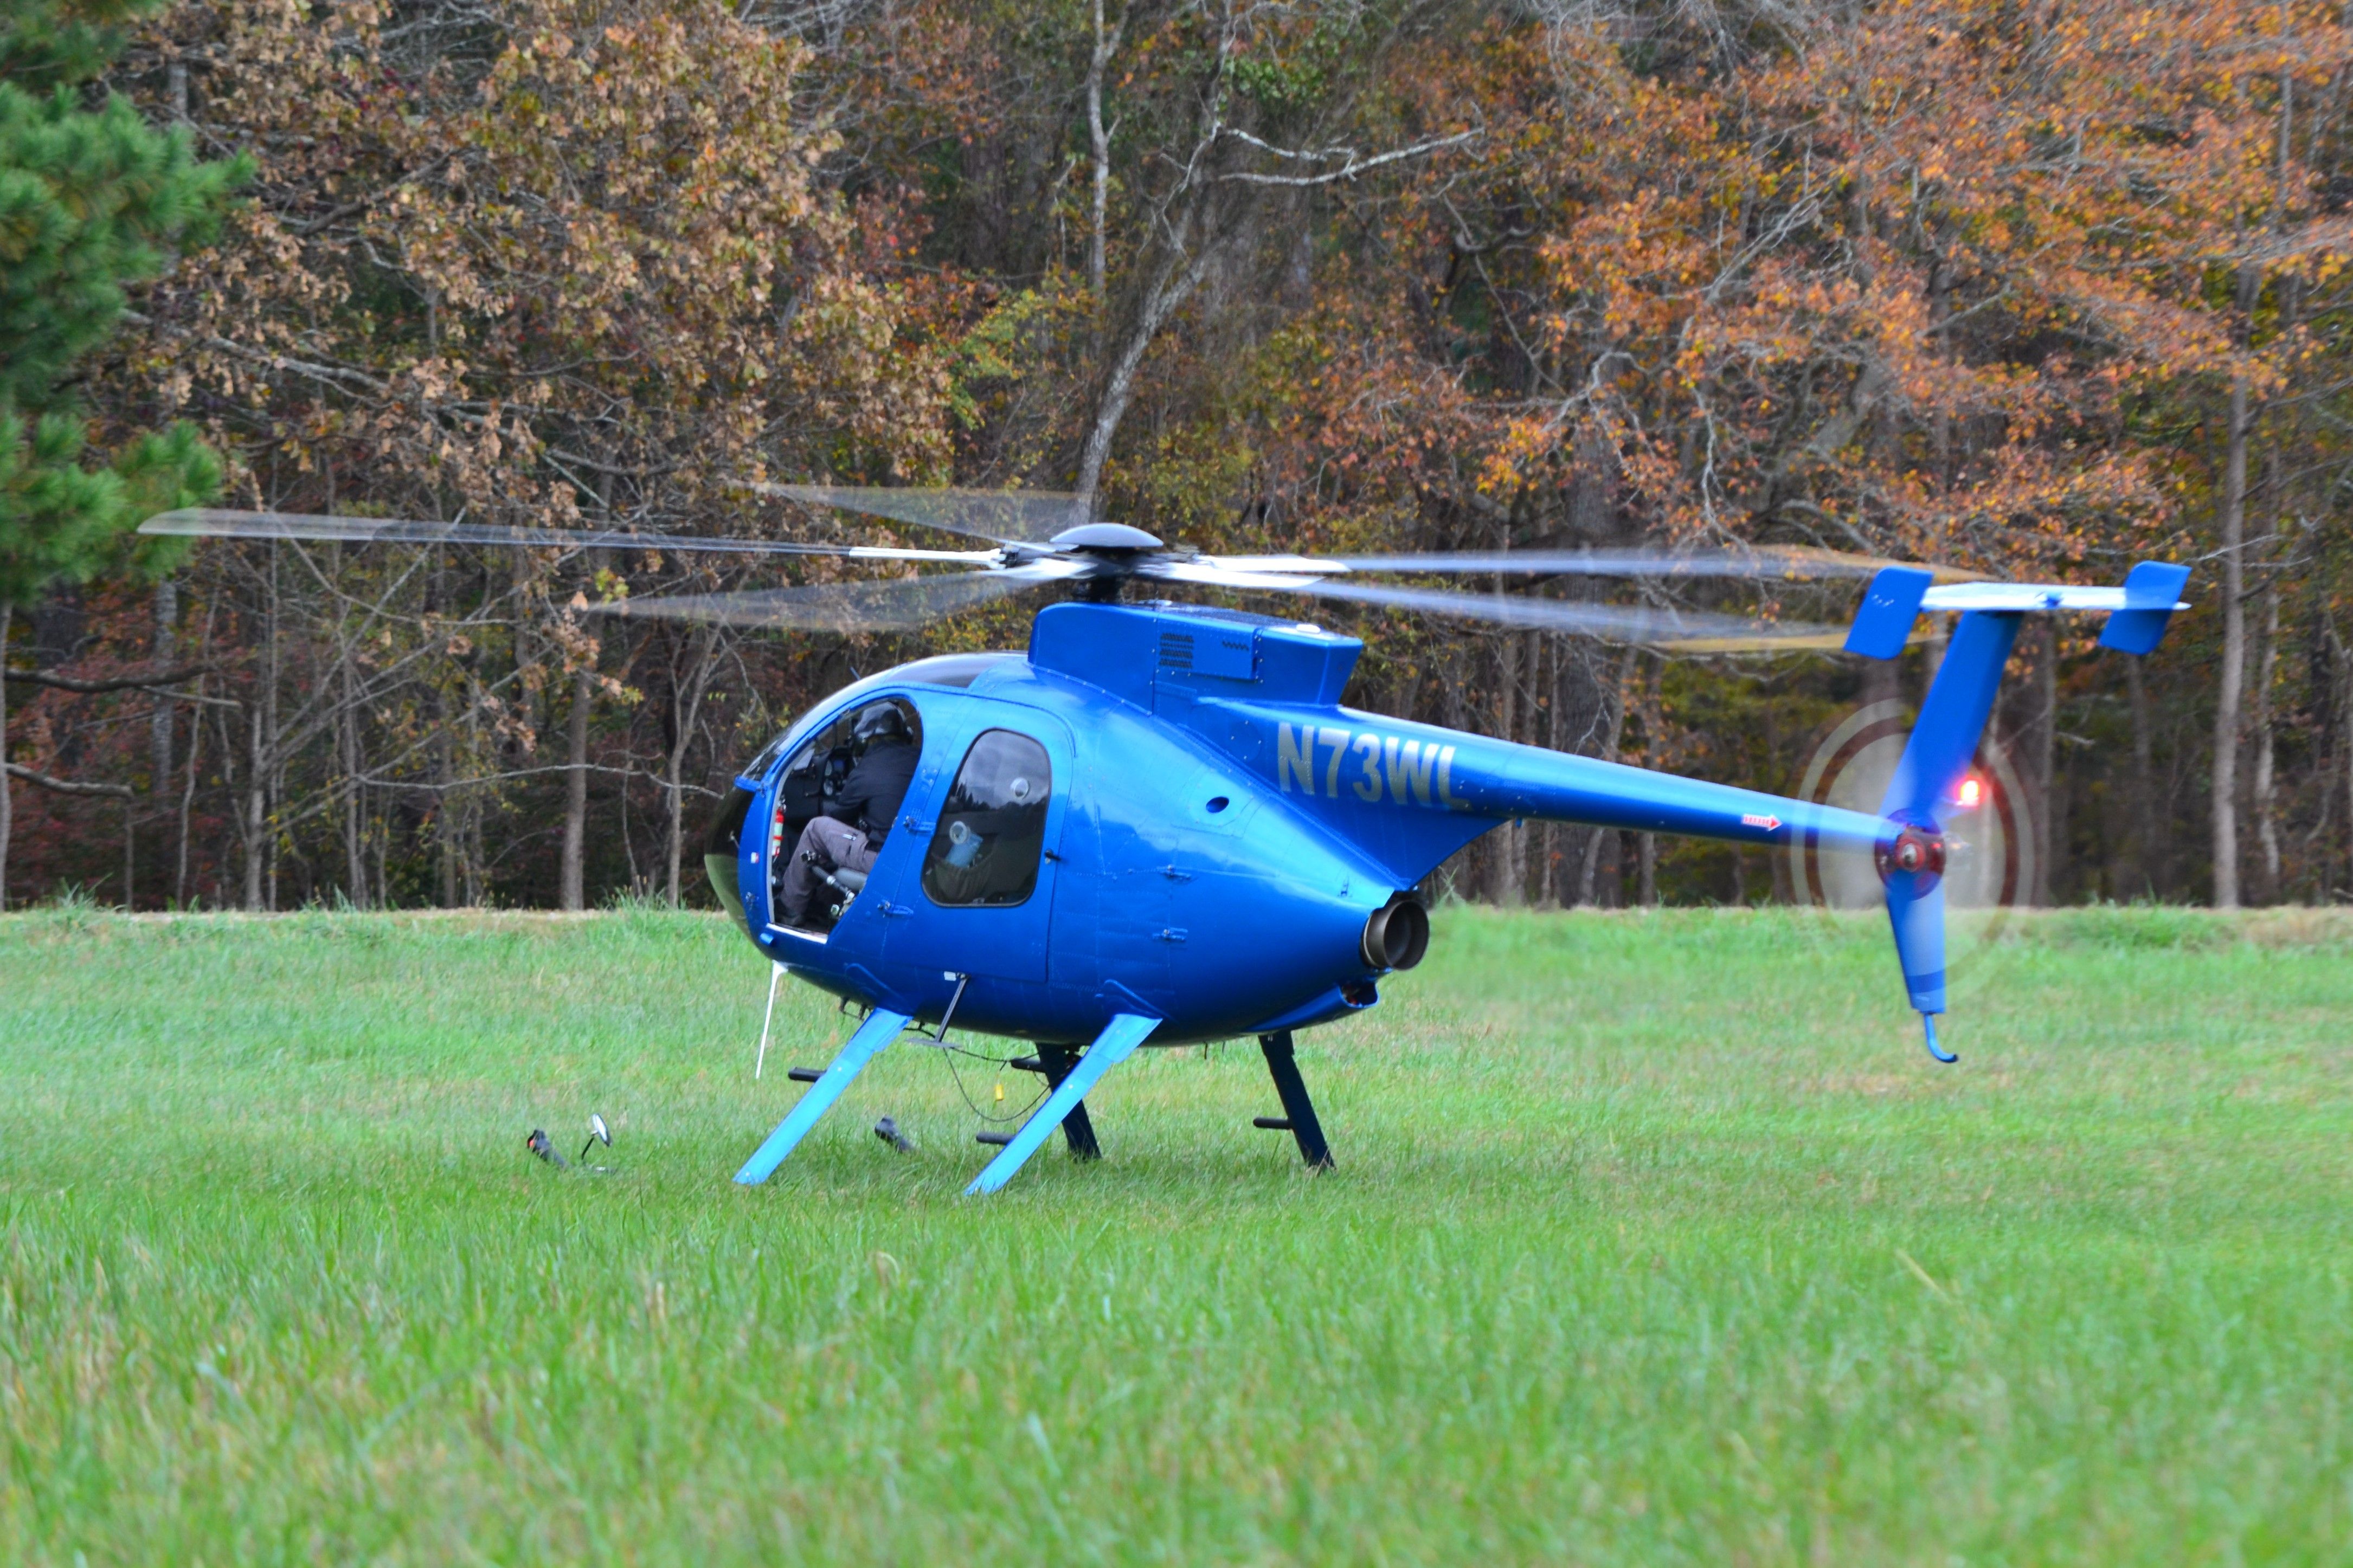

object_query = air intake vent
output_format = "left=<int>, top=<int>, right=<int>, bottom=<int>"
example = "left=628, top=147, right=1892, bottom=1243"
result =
left=1159, top=625, right=1255, bottom=680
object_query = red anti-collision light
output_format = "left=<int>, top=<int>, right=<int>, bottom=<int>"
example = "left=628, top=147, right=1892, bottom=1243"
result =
left=1956, top=775, right=1984, bottom=810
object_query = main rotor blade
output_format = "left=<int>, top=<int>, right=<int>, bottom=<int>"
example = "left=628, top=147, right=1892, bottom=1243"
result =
left=600, top=566, right=1064, bottom=631
left=1329, top=546, right=1982, bottom=583
left=748, top=483, right=1093, bottom=545
left=1236, top=574, right=1846, bottom=653
left=140, top=508, right=999, bottom=564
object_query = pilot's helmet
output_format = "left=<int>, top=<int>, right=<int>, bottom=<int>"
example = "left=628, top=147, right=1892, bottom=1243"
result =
left=853, top=704, right=910, bottom=746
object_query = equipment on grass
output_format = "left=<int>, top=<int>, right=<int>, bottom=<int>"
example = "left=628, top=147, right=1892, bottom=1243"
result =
left=147, top=489, right=2192, bottom=1193
left=874, top=1116, right=915, bottom=1152
left=525, top=1128, right=567, bottom=1168
left=580, top=1113, right=612, bottom=1164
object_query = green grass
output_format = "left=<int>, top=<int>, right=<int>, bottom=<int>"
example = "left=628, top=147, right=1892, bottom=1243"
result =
left=3, top=903, right=2350, bottom=1564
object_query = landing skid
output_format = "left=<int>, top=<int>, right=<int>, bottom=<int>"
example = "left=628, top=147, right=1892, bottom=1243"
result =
left=966, top=1014, right=1159, bottom=1195
left=733, top=1007, right=910, bottom=1184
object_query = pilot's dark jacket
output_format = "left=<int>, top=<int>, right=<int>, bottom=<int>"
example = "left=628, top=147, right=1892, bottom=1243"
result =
left=833, top=738, right=918, bottom=843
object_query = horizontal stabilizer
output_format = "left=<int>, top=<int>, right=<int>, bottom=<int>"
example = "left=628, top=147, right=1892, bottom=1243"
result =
left=1844, top=567, right=1934, bottom=659
left=1845, top=560, right=2192, bottom=662
left=2098, top=562, right=2195, bottom=656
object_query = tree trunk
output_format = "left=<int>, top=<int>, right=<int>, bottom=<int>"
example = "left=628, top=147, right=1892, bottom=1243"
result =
left=1577, top=645, right=1640, bottom=905
left=0, top=604, right=12, bottom=913
left=151, top=577, right=176, bottom=793
left=1637, top=654, right=1661, bottom=906
left=176, top=691, right=201, bottom=908
left=562, top=665, right=590, bottom=912
left=342, top=655, right=367, bottom=907
left=2035, top=623, right=2060, bottom=905
left=1492, top=634, right=1522, bottom=904
left=1074, top=223, right=1221, bottom=501
left=2125, top=652, right=2157, bottom=899
left=664, top=628, right=719, bottom=908
left=2211, top=374, right=2249, bottom=909
left=1436, top=642, right=1470, bottom=899
left=2253, top=577, right=2282, bottom=901
left=2334, top=639, right=2353, bottom=902
left=1543, top=635, right=1564, bottom=904
left=243, top=701, right=266, bottom=911
left=1086, top=0, right=1122, bottom=305
left=435, top=713, right=458, bottom=909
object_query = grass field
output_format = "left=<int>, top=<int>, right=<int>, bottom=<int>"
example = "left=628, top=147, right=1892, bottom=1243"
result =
left=2, top=902, right=2349, bottom=1564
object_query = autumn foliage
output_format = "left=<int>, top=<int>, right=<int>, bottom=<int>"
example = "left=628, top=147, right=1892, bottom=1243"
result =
left=7, top=0, right=2352, bottom=912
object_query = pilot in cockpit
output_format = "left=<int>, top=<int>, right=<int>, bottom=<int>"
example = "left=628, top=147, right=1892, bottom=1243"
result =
left=777, top=704, right=919, bottom=930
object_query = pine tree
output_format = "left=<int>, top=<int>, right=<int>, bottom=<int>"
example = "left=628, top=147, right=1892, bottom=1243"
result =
left=0, top=0, right=247, bottom=906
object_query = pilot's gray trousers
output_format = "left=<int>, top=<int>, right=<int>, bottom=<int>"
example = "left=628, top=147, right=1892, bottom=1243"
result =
left=779, top=816, right=879, bottom=926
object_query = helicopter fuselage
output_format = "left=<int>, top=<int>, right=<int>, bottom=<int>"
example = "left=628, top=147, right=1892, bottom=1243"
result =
left=711, top=600, right=1895, bottom=1048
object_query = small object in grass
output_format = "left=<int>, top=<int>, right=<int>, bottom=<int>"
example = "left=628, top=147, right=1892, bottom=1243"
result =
left=874, top=1116, right=914, bottom=1153
left=525, top=1128, right=568, bottom=1168
left=578, top=1112, right=612, bottom=1164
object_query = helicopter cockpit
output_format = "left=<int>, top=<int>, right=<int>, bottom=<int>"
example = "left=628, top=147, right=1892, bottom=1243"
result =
left=767, top=696, right=924, bottom=928
left=699, top=653, right=1020, bottom=939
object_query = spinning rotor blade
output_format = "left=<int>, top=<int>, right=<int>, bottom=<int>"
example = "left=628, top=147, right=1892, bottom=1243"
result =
left=1330, top=545, right=1978, bottom=582
left=140, top=508, right=998, bottom=564
left=602, top=566, right=1065, bottom=631
left=747, top=484, right=1093, bottom=545
left=1208, top=571, right=1845, bottom=651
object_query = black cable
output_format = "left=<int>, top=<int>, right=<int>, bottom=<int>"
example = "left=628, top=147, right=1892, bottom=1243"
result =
left=939, top=1045, right=1046, bottom=1125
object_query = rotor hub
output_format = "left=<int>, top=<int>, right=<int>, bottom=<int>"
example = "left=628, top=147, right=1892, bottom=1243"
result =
left=1875, top=824, right=1947, bottom=883
left=1050, top=521, right=1163, bottom=553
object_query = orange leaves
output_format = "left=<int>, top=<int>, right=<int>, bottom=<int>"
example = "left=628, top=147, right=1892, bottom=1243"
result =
left=1297, top=0, right=2353, bottom=581
left=122, top=0, right=960, bottom=538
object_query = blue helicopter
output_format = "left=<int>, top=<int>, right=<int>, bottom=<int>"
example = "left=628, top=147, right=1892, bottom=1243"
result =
left=147, top=489, right=2190, bottom=1194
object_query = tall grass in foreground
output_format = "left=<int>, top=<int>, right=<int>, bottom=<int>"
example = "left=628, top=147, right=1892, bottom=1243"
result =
left=1, top=906, right=2348, bottom=1564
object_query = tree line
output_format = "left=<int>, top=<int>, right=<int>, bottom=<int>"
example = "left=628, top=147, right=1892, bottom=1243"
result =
left=4, top=0, right=2350, bottom=913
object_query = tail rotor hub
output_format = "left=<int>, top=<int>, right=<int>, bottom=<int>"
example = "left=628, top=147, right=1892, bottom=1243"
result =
left=1876, top=824, right=1946, bottom=884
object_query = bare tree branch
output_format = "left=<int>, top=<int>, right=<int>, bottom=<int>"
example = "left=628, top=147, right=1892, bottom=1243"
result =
left=1216, top=127, right=1480, bottom=186
left=5, top=763, right=134, bottom=799
left=3, top=663, right=221, bottom=694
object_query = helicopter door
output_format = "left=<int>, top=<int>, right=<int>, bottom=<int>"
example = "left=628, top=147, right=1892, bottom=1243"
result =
left=884, top=717, right=1071, bottom=983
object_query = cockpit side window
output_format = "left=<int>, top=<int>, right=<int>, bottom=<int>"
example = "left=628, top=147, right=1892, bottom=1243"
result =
left=922, top=728, right=1052, bottom=908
